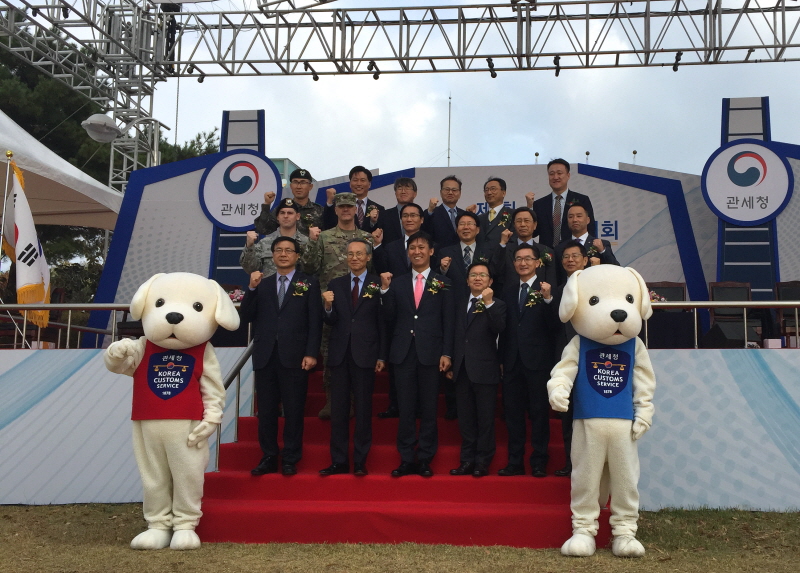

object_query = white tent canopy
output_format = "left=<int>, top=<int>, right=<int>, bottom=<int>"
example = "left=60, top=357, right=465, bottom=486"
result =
left=0, top=109, right=122, bottom=230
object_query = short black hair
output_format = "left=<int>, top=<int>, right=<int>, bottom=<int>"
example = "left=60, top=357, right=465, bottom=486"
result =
left=271, top=236, right=300, bottom=253
left=455, top=211, right=480, bottom=229
left=547, top=158, right=571, bottom=173
left=406, top=230, right=434, bottom=249
left=484, top=177, right=507, bottom=192
left=440, top=175, right=462, bottom=190
left=566, top=202, right=589, bottom=217
left=349, top=165, right=373, bottom=182
left=466, top=262, right=491, bottom=278
left=512, top=206, right=536, bottom=223
left=400, top=202, right=424, bottom=218
left=561, top=239, right=587, bottom=258
left=514, top=242, right=540, bottom=259
left=394, top=177, right=417, bottom=193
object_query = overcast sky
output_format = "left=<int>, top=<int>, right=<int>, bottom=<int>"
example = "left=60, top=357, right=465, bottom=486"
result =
left=152, top=0, right=800, bottom=182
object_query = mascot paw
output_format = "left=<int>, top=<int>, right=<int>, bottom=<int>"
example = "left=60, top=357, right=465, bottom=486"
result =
left=170, top=529, right=201, bottom=550
left=130, top=528, right=172, bottom=550
left=612, top=535, right=645, bottom=558
left=187, top=421, right=217, bottom=448
left=632, top=419, right=649, bottom=441
left=548, top=387, right=570, bottom=412
left=560, top=533, right=596, bottom=557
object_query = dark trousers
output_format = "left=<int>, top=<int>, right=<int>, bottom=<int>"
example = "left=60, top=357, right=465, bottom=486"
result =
left=455, top=370, right=497, bottom=467
left=394, top=341, right=439, bottom=463
left=503, top=361, right=550, bottom=468
left=330, top=347, right=375, bottom=465
left=255, top=353, right=309, bottom=464
left=441, top=372, right=457, bottom=415
left=386, top=363, right=399, bottom=411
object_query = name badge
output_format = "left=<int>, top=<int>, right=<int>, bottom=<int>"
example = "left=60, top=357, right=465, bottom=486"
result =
left=147, top=352, right=196, bottom=400
left=585, top=347, right=631, bottom=398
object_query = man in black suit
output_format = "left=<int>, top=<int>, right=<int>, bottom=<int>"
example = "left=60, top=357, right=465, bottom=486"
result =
left=490, top=206, right=557, bottom=295
left=377, top=177, right=421, bottom=245
left=380, top=231, right=454, bottom=477
left=551, top=240, right=589, bottom=478
left=422, top=175, right=465, bottom=248
left=373, top=203, right=426, bottom=277
left=323, top=166, right=385, bottom=231
left=449, top=263, right=506, bottom=477
left=499, top=243, right=555, bottom=478
left=532, top=159, right=595, bottom=248
left=554, top=202, right=619, bottom=285
left=437, top=211, right=492, bottom=303
left=319, top=238, right=387, bottom=477
left=475, top=177, right=514, bottom=252
left=239, top=236, right=323, bottom=476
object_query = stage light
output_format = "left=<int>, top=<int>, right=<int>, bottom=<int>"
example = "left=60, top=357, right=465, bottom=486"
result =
left=197, top=73, right=205, bottom=84
left=486, top=57, right=497, bottom=78
left=187, top=64, right=195, bottom=74
left=304, top=61, right=320, bottom=81
left=368, top=60, right=381, bottom=80
left=554, top=55, right=561, bottom=77
left=673, top=51, right=683, bottom=72
left=31, top=8, right=38, bottom=17
left=81, top=114, right=123, bottom=143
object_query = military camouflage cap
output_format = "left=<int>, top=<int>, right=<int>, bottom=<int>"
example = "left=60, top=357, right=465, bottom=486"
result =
left=334, top=192, right=358, bottom=207
left=289, top=168, right=313, bottom=182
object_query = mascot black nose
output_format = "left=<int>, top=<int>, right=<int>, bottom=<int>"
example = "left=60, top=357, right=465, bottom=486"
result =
left=166, top=312, right=184, bottom=325
left=610, top=309, right=628, bottom=323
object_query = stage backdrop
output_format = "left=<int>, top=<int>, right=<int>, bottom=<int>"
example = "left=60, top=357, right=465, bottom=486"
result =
left=1, top=349, right=798, bottom=511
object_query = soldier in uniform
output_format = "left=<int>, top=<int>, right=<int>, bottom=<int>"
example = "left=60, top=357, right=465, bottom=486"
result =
left=301, top=192, right=381, bottom=418
left=254, top=168, right=326, bottom=235
left=241, top=198, right=309, bottom=276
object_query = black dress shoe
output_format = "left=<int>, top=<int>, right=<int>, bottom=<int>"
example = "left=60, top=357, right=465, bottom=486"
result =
left=418, top=462, right=434, bottom=477
left=353, top=463, right=368, bottom=476
left=281, top=463, right=297, bottom=476
left=472, top=465, right=489, bottom=477
left=251, top=456, right=278, bottom=476
left=319, top=463, right=349, bottom=476
left=391, top=461, right=418, bottom=477
left=554, top=465, right=572, bottom=477
left=449, top=462, right=475, bottom=476
left=377, top=407, right=399, bottom=419
left=532, top=466, right=547, bottom=478
left=498, top=464, right=525, bottom=476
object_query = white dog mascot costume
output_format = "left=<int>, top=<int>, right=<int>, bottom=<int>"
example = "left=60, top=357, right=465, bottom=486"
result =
left=547, top=265, right=656, bottom=558
left=104, top=273, right=240, bottom=550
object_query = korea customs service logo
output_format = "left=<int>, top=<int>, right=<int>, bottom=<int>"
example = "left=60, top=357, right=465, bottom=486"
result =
left=702, top=139, right=793, bottom=226
left=199, top=150, right=282, bottom=231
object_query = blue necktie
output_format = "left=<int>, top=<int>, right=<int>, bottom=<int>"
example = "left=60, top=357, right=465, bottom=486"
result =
left=518, top=283, right=529, bottom=312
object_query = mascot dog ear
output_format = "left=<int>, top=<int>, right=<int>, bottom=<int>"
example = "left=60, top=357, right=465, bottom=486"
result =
left=626, top=266, right=653, bottom=321
left=129, top=273, right=165, bottom=321
left=559, top=269, right=583, bottom=323
left=213, top=280, right=241, bottom=331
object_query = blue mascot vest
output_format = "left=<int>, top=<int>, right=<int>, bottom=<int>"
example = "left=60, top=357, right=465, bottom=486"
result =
left=574, top=336, right=636, bottom=420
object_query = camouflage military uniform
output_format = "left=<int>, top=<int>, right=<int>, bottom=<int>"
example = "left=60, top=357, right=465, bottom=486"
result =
left=302, top=225, right=375, bottom=411
left=239, top=230, right=309, bottom=276
left=254, top=200, right=325, bottom=236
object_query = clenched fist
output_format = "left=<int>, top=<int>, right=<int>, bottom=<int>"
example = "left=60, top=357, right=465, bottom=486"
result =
left=482, top=287, right=494, bottom=305
left=309, top=226, right=321, bottom=241
left=439, top=256, right=452, bottom=273
left=499, top=228, right=513, bottom=246
left=322, top=290, right=334, bottom=310
left=428, top=197, right=439, bottom=213
left=525, top=192, right=535, bottom=208
left=466, top=204, right=478, bottom=214
left=264, top=191, right=276, bottom=205
left=246, top=230, right=258, bottom=248
left=326, top=188, right=337, bottom=205
left=540, top=281, right=551, bottom=300
left=371, top=228, right=383, bottom=246
left=249, top=271, right=264, bottom=289
left=380, top=272, right=393, bottom=290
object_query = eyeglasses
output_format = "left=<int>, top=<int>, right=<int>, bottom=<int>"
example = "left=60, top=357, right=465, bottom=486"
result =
left=273, top=248, right=296, bottom=254
left=484, top=186, right=502, bottom=192
left=562, top=253, right=585, bottom=260
left=513, top=256, right=538, bottom=263
left=346, top=252, right=368, bottom=258
left=468, top=272, right=490, bottom=279
left=401, top=213, right=421, bottom=219
left=457, top=222, right=477, bottom=228
left=441, top=187, right=460, bottom=193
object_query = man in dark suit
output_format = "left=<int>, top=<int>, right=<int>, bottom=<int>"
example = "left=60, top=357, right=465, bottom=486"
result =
left=422, top=175, right=465, bottom=248
left=377, top=177, right=422, bottom=245
left=449, top=263, right=506, bottom=477
left=490, top=206, right=557, bottom=295
left=551, top=240, right=589, bottom=478
left=323, top=166, right=385, bottom=231
left=320, top=238, right=387, bottom=477
left=554, top=202, right=619, bottom=285
left=437, top=211, right=492, bottom=303
left=239, top=236, right=323, bottom=476
left=532, top=159, right=595, bottom=248
left=475, top=177, right=514, bottom=252
left=499, top=243, right=555, bottom=477
left=380, top=231, right=454, bottom=477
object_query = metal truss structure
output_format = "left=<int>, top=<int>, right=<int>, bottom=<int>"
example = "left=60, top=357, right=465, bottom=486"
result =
left=1, top=0, right=800, bottom=191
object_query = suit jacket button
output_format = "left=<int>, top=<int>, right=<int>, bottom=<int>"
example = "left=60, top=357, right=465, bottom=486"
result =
left=410, top=330, right=414, bottom=334
left=351, top=319, right=355, bottom=322
left=414, top=315, right=418, bottom=319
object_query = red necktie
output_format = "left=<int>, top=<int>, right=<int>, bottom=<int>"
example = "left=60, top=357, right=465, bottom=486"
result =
left=357, top=200, right=365, bottom=226
left=352, top=276, right=360, bottom=308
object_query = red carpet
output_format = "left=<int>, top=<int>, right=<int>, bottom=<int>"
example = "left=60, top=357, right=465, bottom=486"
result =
left=198, top=371, right=611, bottom=547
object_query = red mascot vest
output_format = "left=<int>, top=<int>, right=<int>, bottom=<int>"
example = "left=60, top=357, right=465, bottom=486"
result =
left=131, top=340, right=207, bottom=420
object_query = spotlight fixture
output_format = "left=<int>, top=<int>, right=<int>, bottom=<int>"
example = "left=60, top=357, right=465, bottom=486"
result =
left=32, top=8, right=38, bottom=17
left=187, top=64, right=195, bottom=74
left=304, top=62, right=320, bottom=81
left=197, top=72, right=205, bottom=84
left=367, top=60, right=381, bottom=80
left=672, top=51, right=683, bottom=72
left=745, top=47, right=756, bottom=62
left=553, top=55, right=561, bottom=77
left=62, top=7, right=69, bottom=19
left=486, top=57, right=497, bottom=79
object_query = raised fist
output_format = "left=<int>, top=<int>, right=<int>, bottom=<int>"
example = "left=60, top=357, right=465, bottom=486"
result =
left=439, top=256, right=452, bottom=273
left=249, top=271, right=264, bottom=289
left=466, top=204, right=478, bottom=214
left=481, top=287, right=494, bottom=305
left=380, top=272, right=393, bottom=290
left=500, top=228, right=513, bottom=245
left=246, top=230, right=258, bottom=248
left=322, top=290, right=334, bottom=310
left=326, top=187, right=337, bottom=205
left=369, top=207, right=380, bottom=223
left=525, top=192, right=535, bottom=208
left=264, top=191, right=276, bottom=205
left=371, top=228, right=383, bottom=246
left=540, top=281, right=551, bottom=300
left=428, top=197, right=439, bottom=213
left=309, top=226, right=321, bottom=241
left=106, top=338, right=139, bottom=361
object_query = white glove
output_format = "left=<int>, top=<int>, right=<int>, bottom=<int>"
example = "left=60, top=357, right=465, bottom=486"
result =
left=549, top=386, right=570, bottom=412
left=105, top=338, right=140, bottom=372
left=187, top=420, right=218, bottom=448
left=631, top=418, right=650, bottom=441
